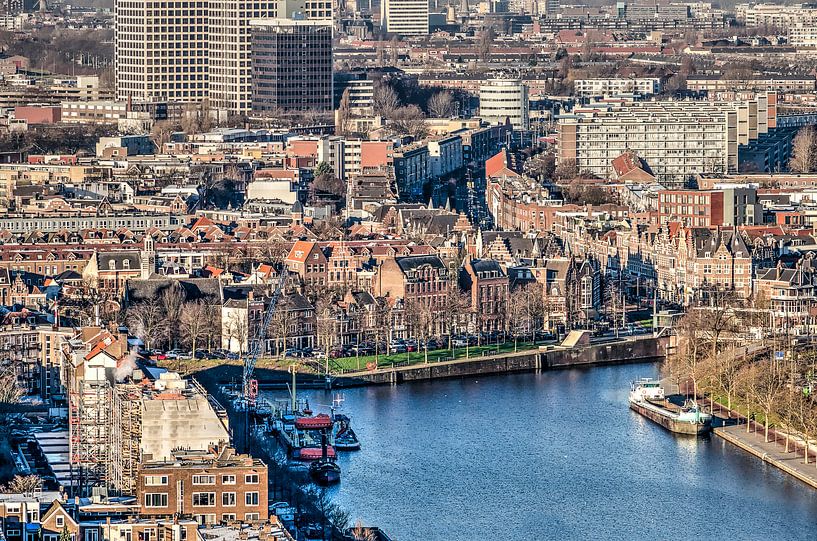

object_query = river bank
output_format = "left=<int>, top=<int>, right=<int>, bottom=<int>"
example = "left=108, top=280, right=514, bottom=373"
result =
left=705, top=400, right=817, bottom=490
left=262, top=365, right=817, bottom=540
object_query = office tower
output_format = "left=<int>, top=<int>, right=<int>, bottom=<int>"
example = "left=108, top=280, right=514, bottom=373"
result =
left=250, top=19, right=333, bottom=114
left=479, top=79, right=529, bottom=131
left=381, top=0, right=429, bottom=35
left=115, top=0, right=209, bottom=102
left=115, top=0, right=333, bottom=112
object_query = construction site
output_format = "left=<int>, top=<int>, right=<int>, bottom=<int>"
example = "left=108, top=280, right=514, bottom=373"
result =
left=55, top=327, right=232, bottom=496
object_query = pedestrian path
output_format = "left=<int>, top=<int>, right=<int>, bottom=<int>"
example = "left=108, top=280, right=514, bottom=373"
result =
left=706, top=399, right=817, bottom=489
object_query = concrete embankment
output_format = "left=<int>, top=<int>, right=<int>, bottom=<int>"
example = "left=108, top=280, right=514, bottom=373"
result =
left=715, top=424, right=817, bottom=490
left=345, top=336, right=670, bottom=385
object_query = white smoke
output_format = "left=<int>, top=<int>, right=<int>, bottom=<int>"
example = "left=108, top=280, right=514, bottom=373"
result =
left=115, top=347, right=139, bottom=382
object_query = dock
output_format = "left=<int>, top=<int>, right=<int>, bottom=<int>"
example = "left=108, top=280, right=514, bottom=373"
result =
left=715, top=423, right=817, bottom=490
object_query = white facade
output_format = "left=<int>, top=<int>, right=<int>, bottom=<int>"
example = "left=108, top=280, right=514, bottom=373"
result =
left=382, top=0, right=429, bottom=35
left=573, top=78, right=662, bottom=97
left=479, top=79, right=529, bottom=131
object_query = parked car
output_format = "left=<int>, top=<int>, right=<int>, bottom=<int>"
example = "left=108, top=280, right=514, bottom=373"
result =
left=452, top=338, right=468, bottom=347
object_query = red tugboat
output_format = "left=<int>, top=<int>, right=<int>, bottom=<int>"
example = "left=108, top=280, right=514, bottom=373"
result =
left=293, top=414, right=337, bottom=461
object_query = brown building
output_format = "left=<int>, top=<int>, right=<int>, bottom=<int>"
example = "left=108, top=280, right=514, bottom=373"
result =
left=285, top=240, right=327, bottom=288
left=137, top=447, right=268, bottom=525
left=459, top=257, right=508, bottom=332
left=657, top=190, right=724, bottom=227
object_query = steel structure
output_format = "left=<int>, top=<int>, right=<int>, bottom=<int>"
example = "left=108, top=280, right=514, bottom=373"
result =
left=242, top=269, right=288, bottom=405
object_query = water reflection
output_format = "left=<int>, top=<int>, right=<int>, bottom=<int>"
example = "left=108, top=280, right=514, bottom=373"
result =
left=263, top=364, right=817, bottom=541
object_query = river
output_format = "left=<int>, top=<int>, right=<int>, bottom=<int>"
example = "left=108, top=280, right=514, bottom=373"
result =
left=263, top=362, right=817, bottom=540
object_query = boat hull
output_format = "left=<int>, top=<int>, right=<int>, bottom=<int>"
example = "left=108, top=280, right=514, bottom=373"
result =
left=629, top=401, right=711, bottom=435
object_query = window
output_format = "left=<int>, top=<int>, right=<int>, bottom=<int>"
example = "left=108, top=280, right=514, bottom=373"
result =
left=84, top=530, right=98, bottom=541
left=221, top=475, right=236, bottom=485
left=56, top=516, right=64, bottom=528
left=222, top=492, right=236, bottom=506
left=144, top=475, right=168, bottom=486
left=192, top=475, right=215, bottom=485
left=221, top=514, right=236, bottom=522
left=244, top=513, right=260, bottom=521
left=192, top=492, right=216, bottom=507
left=245, top=474, right=259, bottom=484
left=245, top=492, right=259, bottom=506
left=144, top=493, right=168, bottom=508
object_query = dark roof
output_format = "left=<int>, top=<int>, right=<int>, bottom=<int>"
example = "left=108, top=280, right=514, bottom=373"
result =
left=395, top=255, right=446, bottom=272
left=98, top=251, right=141, bottom=270
left=126, top=278, right=222, bottom=305
left=470, top=258, right=505, bottom=275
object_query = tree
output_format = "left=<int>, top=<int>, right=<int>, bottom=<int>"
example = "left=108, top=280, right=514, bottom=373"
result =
left=127, top=302, right=167, bottom=351
left=180, top=301, right=208, bottom=356
left=59, top=526, right=72, bottom=541
left=161, top=283, right=187, bottom=349
left=554, top=159, right=579, bottom=180
left=405, top=298, right=434, bottom=364
left=389, top=105, right=428, bottom=139
left=0, top=365, right=21, bottom=428
left=507, top=286, right=532, bottom=352
left=748, top=358, right=785, bottom=443
left=337, top=88, right=352, bottom=137
left=372, top=82, right=400, bottom=118
left=428, top=91, right=455, bottom=118
left=478, top=27, right=495, bottom=61
left=789, top=125, right=817, bottom=174
left=226, top=309, right=249, bottom=356
left=2, top=475, right=42, bottom=494
left=441, top=287, right=470, bottom=352
left=202, top=303, right=222, bottom=352
left=351, top=521, right=377, bottom=541
left=150, top=120, right=175, bottom=152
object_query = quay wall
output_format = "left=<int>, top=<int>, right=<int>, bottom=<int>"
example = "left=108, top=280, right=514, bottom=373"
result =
left=356, top=336, right=670, bottom=385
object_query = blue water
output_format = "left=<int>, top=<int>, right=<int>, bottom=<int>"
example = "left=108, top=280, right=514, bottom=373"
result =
left=264, top=363, right=817, bottom=540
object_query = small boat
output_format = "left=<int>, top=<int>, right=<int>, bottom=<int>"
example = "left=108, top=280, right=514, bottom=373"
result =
left=309, top=459, right=341, bottom=485
left=628, top=378, right=712, bottom=435
left=308, top=427, right=341, bottom=485
left=333, top=414, right=361, bottom=451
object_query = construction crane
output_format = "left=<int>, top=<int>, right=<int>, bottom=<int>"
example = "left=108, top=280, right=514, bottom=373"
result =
left=242, top=269, right=288, bottom=407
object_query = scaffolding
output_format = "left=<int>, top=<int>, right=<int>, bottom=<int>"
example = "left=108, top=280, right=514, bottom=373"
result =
left=110, top=383, right=143, bottom=495
left=68, top=377, right=112, bottom=496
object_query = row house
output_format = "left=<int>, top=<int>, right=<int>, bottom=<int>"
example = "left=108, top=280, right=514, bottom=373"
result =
left=459, top=258, right=508, bottom=333
left=755, top=262, right=817, bottom=332
left=373, top=255, right=449, bottom=334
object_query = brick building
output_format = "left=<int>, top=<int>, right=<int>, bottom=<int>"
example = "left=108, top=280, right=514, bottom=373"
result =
left=138, top=447, right=268, bottom=525
left=459, top=257, right=508, bottom=332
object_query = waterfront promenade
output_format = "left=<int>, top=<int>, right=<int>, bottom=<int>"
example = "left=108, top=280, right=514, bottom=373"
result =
left=707, top=400, right=817, bottom=490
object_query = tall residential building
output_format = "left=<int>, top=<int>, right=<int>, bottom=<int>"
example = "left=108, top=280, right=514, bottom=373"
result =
left=250, top=19, right=333, bottom=114
left=557, top=94, right=777, bottom=183
left=115, top=0, right=210, bottom=103
left=115, top=0, right=333, bottom=112
left=381, top=0, right=429, bottom=35
left=479, top=79, right=529, bottom=131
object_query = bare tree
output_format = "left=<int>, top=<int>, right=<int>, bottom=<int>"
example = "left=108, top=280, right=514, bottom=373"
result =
left=337, top=88, right=352, bottom=137
left=789, top=125, right=817, bottom=174
left=405, top=297, right=434, bottom=364
left=202, top=303, right=221, bottom=352
left=161, top=283, right=187, bottom=349
left=748, top=358, right=785, bottom=443
left=390, top=105, right=428, bottom=139
left=127, top=302, right=167, bottom=351
left=428, top=91, right=455, bottom=118
left=2, top=475, right=42, bottom=494
left=150, top=120, right=175, bottom=153
left=180, top=301, right=207, bottom=356
left=372, top=82, right=400, bottom=118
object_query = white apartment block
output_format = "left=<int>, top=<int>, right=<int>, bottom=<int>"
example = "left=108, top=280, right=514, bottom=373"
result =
left=573, top=78, right=662, bottom=97
left=736, top=3, right=817, bottom=27
left=381, top=0, right=429, bottom=35
left=789, top=23, right=817, bottom=46
left=557, top=94, right=775, bottom=183
left=479, top=79, right=529, bottom=131
left=115, top=0, right=332, bottom=112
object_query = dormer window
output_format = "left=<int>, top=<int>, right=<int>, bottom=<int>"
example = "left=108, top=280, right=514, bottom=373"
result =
left=123, top=259, right=130, bottom=269
left=108, top=260, right=116, bottom=270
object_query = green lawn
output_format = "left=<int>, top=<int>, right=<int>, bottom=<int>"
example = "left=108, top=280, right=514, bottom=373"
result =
left=172, top=341, right=542, bottom=375
left=329, top=341, right=540, bottom=372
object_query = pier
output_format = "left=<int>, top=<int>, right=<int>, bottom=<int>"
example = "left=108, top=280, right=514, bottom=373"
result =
left=341, top=335, right=670, bottom=385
